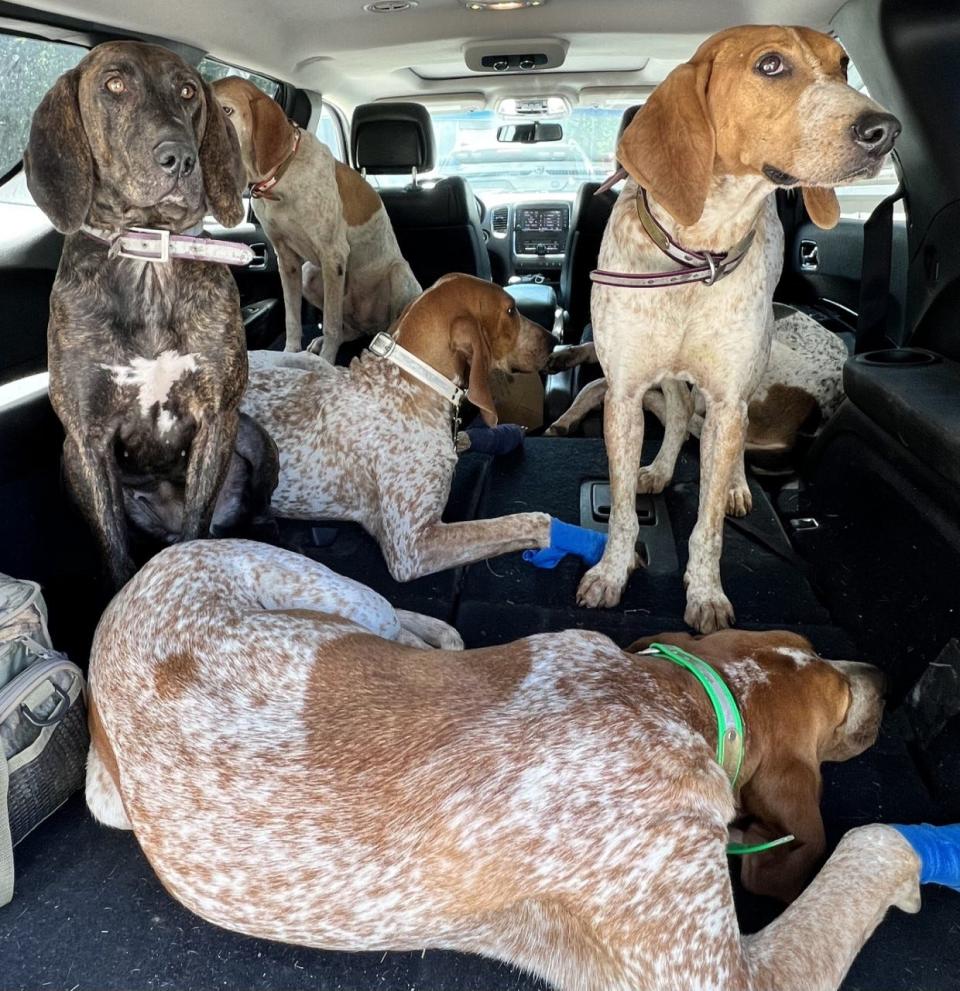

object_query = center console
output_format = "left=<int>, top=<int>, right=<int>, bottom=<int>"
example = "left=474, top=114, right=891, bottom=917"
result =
left=512, top=202, right=569, bottom=274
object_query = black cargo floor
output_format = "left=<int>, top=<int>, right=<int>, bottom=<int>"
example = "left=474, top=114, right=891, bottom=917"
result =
left=455, top=436, right=846, bottom=651
left=3, top=433, right=959, bottom=990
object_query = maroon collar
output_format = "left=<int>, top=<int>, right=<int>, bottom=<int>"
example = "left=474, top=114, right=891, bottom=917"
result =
left=250, top=124, right=302, bottom=201
left=590, top=176, right=756, bottom=289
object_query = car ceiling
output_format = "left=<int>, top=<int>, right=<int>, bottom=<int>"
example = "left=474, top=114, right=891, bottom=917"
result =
left=11, top=0, right=845, bottom=112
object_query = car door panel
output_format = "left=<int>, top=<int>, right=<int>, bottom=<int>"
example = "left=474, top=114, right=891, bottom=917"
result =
left=780, top=217, right=908, bottom=342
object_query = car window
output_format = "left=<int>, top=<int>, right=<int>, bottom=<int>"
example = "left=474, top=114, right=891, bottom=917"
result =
left=833, top=56, right=904, bottom=222
left=0, top=32, right=86, bottom=183
left=316, top=101, right=345, bottom=161
left=197, top=56, right=280, bottom=98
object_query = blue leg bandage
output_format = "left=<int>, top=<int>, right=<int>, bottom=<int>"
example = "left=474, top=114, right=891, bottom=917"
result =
left=462, top=423, right=525, bottom=456
left=889, top=823, right=960, bottom=891
left=523, top=518, right=608, bottom=570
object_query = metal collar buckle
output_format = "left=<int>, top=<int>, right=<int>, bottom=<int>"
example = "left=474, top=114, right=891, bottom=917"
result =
left=702, top=252, right=719, bottom=286
left=369, top=331, right=396, bottom=358
left=118, top=227, right=170, bottom=263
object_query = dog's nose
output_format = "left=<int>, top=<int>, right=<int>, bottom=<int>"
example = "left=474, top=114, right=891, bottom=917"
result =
left=851, top=112, right=901, bottom=156
left=153, top=140, right=197, bottom=179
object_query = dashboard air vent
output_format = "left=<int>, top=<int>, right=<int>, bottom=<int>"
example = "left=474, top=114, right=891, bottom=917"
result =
left=491, top=207, right=509, bottom=237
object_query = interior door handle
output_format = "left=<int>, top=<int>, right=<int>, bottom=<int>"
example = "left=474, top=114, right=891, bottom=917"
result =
left=799, top=239, right=819, bottom=271
left=247, top=242, right=268, bottom=271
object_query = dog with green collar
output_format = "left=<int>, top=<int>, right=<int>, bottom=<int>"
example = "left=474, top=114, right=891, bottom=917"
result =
left=626, top=629, right=888, bottom=904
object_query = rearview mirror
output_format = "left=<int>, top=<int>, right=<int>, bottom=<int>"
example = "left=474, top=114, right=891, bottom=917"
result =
left=497, top=122, right=563, bottom=144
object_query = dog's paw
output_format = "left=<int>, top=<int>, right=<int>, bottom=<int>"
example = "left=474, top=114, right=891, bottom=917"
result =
left=684, top=587, right=735, bottom=633
left=544, top=351, right=576, bottom=374
left=395, top=610, right=464, bottom=650
left=577, top=564, right=627, bottom=609
left=423, top=625, right=465, bottom=651
left=636, top=465, right=670, bottom=495
left=726, top=482, right=753, bottom=517
left=305, top=335, right=324, bottom=356
left=543, top=422, right=568, bottom=437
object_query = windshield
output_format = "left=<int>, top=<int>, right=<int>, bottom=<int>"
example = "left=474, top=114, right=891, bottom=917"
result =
left=371, top=108, right=624, bottom=202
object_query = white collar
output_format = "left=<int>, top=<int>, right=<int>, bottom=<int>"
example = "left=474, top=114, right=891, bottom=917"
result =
left=80, top=224, right=254, bottom=267
left=368, top=332, right=465, bottom=408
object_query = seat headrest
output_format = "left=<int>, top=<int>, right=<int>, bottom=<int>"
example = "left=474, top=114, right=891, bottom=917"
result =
left=352, top=102, right=436, bottom=175
left=614, top=104, right=642, bottom=171
left=618, top=104, right=641, bottom=139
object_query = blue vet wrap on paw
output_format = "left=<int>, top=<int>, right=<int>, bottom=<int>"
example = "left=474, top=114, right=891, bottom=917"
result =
left=464, top=423, right=525, bottom=456
left=523, top=518, right=608, bottom=570
left=890, top=823, right=960, bottom=891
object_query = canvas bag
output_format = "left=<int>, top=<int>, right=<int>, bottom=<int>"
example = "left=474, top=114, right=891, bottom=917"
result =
left=0, top=574, right=88, bottom=907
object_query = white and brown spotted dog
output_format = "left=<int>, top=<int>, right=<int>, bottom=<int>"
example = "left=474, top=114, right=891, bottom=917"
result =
left=86, top=537, right=926, bottom=991
left=212, top=77, right=421, bottom=360
left=546, top=307, right=848, bottom=481
left=581, top=26, right=899, bottom=632
left=241, top=274, right=555, bottom=580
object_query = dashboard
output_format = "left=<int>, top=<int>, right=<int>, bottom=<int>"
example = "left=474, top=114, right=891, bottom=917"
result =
left=483, top=198, right=572, bottom=286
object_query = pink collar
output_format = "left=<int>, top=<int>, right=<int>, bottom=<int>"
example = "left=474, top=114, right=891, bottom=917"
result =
left=80, top=225, right=255, bottom=266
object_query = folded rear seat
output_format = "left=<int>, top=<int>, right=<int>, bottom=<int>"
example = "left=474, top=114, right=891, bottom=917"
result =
left=455, top=436, right=843, bottom=650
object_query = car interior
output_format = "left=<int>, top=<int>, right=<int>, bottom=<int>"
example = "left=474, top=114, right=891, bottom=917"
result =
left=1, top=0, right=959, bottom=987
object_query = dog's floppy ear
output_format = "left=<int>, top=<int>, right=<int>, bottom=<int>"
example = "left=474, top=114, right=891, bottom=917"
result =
left=249, top=93, right=292, bottom=178
left=616, top=59, right=715, bottom=227
left=199, top=80, right=246, bottom=228
left=802, top=187, right=840, bottom=230
left=24, top=66, right=93, bottom=234
left=451, top=314, right=498, bottom=427
left=737, top=752, right=826, bottom=903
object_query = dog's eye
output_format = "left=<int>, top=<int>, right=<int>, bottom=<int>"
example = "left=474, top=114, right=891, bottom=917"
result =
left=105, top=76, right=125, bottom=95
left=221, top=104, right=234, bottom=116
left=507, top=305, right=517, bottom=317
left=180, top=83, right=197, bottom=100
left=756, top=53, right=786, bottom=77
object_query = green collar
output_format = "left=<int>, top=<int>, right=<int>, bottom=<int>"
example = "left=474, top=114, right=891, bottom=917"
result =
left=642, top=642, right=794, bottom=858
left=644, top=642, right=745, bottom=788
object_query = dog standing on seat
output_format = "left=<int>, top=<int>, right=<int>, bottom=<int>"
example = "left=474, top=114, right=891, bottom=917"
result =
left=212, top=76, right=422, bottom=360
left=85, top=536, right=937, bottom=991
left=25, top=41, right=260, bottom=588
left=579, top=26, right=899, bottom=632
left=241, top=274, right=556, bottom=581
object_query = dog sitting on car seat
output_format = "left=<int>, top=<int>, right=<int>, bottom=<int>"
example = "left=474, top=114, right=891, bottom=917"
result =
left=25, top=41, right=275, bottom=588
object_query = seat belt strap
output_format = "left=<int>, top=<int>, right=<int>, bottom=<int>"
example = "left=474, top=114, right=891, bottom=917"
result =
left=856, top=184, right=904, bottom=354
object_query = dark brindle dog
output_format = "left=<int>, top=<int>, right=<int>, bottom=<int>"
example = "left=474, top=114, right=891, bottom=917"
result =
left=25, top=41, right=271, bottom=587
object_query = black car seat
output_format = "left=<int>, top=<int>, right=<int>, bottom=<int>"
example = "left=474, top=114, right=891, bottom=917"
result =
left=351, top=102, right=491, bottom=287
left=560, top=104, right=641, bottom=346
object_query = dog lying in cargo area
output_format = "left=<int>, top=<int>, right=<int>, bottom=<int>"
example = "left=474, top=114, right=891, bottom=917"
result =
left=212, top=75, right=421, bottom=361
left=545, top=306, right=848, bottom=511
left=86, top=537, right=960, bottom=991
left=240, top=273, right=561, bottom=581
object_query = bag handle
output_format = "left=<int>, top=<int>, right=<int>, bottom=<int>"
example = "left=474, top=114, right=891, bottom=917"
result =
left=0, top=751, right=13, bottom=906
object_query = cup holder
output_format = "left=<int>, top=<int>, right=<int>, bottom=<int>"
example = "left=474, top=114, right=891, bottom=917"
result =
left=855, top=348, right=941, bottom=367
